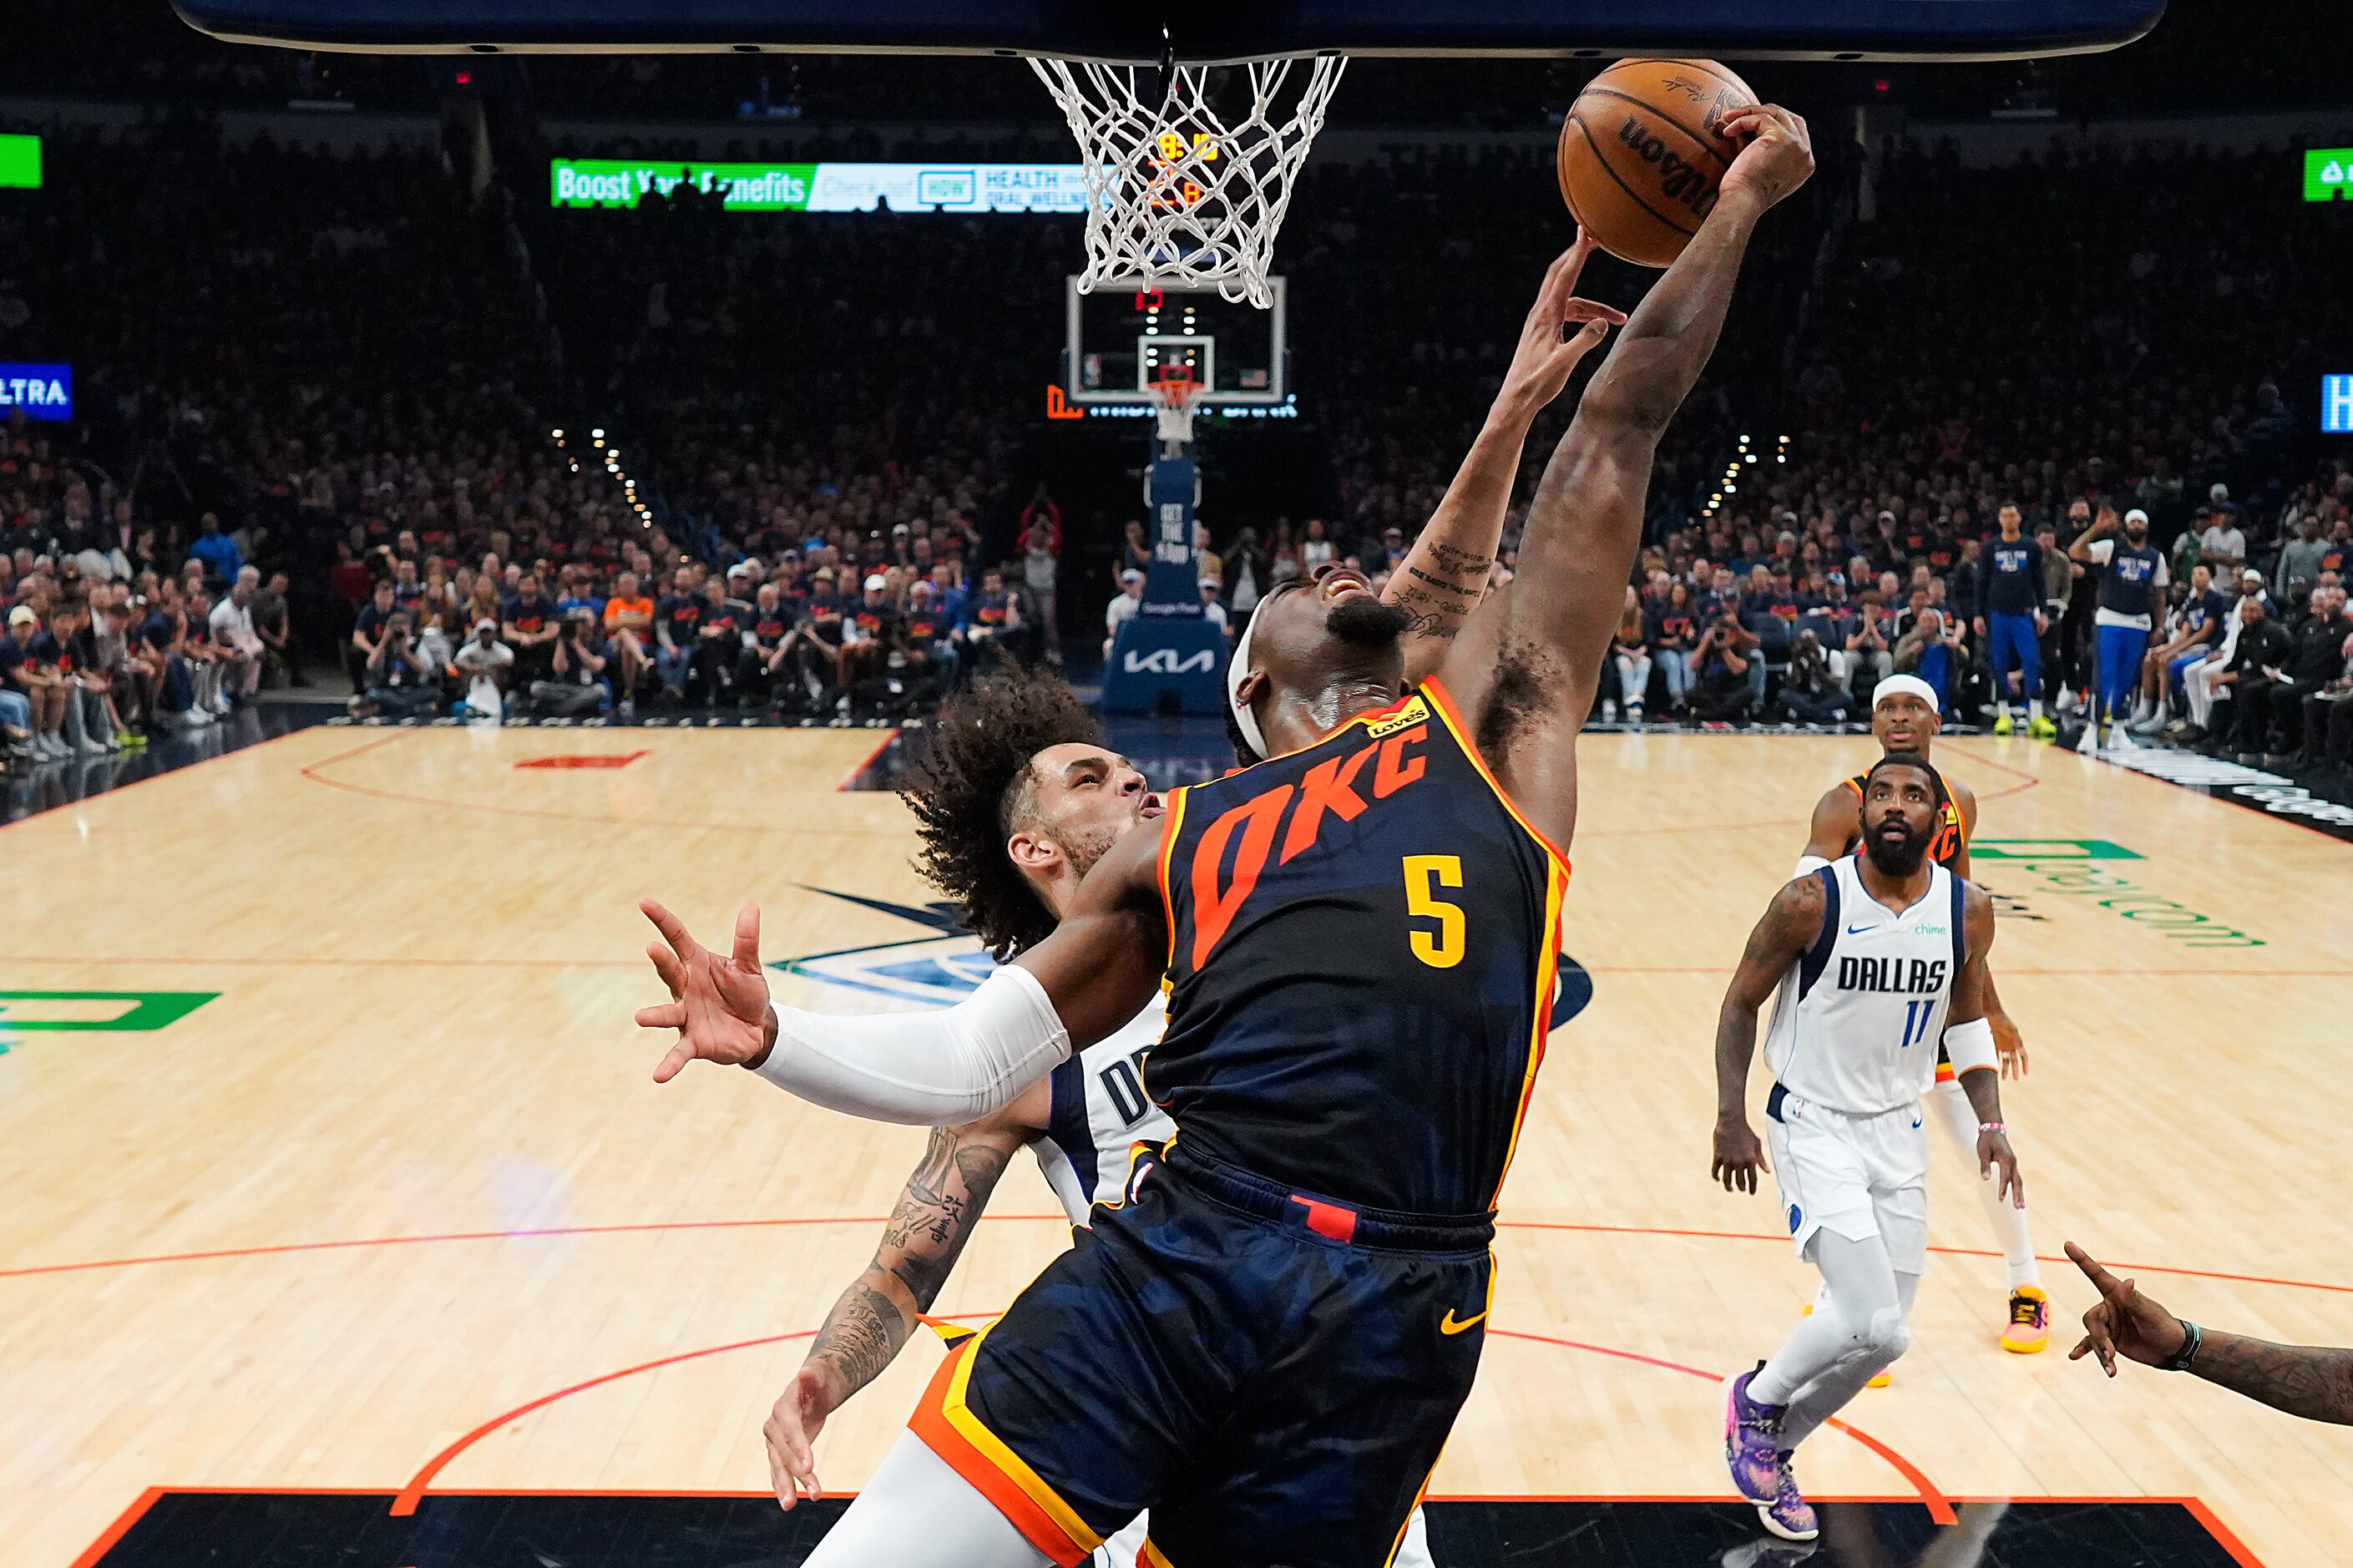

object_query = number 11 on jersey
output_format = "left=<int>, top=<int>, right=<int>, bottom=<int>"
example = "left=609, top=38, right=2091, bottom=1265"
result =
left=1897, top=998, right=1934, bottom=1050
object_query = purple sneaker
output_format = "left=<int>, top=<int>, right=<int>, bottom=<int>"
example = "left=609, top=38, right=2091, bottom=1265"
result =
left=1758, top=1452, right=1819, bottom=1542
left=1723, top=1365, right=1786, bottom=1505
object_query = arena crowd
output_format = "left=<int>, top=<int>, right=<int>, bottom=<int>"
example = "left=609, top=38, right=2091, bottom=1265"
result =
left=5, top=69, right=2350, bottom=774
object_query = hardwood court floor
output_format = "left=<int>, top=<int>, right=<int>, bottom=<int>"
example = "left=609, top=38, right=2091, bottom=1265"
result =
left=3, top=723, right=2349, bottom=1566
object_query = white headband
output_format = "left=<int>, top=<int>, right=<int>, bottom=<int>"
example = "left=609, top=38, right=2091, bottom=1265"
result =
left=1227, top=598, right=1268, bottom=760
left=1871, top=674, right=1940, bottom=712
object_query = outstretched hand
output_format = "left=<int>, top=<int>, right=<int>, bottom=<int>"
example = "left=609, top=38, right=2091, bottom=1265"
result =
left=1716, top=104, right=1814, bottom=210
left=2066, top=1241, right=2187, bottom=1376
left=636, top=898, right=775, bottom=1080
left=1495, top=230, right=1628, bottom=423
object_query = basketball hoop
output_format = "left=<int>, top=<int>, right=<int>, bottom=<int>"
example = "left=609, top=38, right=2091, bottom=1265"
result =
left=1150, top=367, right=1201, bottom=449
left=1031, top=54, right=1345, bottom=310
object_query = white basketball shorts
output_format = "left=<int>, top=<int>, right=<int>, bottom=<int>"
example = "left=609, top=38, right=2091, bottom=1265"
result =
left=1764, top=1089, right=1929, bottom=1276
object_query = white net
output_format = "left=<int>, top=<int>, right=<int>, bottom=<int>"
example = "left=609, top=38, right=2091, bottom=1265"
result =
left=1030, top=54, right=1346, bottom=310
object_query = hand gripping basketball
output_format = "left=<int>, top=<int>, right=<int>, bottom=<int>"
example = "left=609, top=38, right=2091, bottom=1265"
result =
left=637, top=898, right=776, bottom=1080
left=1715, top=104, right=1814, bottom=211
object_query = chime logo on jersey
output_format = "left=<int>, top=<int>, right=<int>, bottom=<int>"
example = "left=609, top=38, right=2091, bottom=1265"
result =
left=773, top=879, right=1595, bottom=1029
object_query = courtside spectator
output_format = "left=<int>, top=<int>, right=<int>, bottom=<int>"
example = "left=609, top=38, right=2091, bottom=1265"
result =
left=453, top=618, right=514, bottom=718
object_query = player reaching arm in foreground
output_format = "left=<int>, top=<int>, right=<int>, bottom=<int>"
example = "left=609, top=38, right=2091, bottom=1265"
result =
left=2066, top=1242, right=2353, bottom=1424
left=1714, top=752, right=2022, bottom=1543
left=642, top=109, right=1814, bottom=1568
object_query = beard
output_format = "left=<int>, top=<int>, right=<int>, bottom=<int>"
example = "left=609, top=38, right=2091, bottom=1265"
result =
left=1864, top=817, right=1932, bottom=878
left=1326, top=595, right=1413, bottom=646
left=1056, top=817, right=1123, bottom=883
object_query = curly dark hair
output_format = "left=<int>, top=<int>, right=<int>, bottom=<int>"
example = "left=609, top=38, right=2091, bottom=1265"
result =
left=903, top=665, right=1106, bottom=961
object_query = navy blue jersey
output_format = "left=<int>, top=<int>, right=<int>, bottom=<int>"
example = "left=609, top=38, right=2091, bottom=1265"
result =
left=1978, top=538, right=2043, bottom=617
left=2097, top=541, right=2163, bottom=621
left=1150, top=679, right=1568, bottom=1215
left=2183, top=589, right=2232, bottom=641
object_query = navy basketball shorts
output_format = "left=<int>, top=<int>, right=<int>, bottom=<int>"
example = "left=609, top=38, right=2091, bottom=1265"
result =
left=908, top=1141, right=1494, bottom=1568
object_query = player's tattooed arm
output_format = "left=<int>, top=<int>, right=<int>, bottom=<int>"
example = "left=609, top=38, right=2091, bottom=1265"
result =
left=876, top=1121, right=1020, bottom=1308
left=799, top=1115, right=1025, bottom=1404
left=1387, top=542, right=1495, bottom=648
left=2189, top=1335, right=2353, bottom=1424
left=2067, top=1243, right=2353, bottom=1424
left=1710, top=874, right=1824, bottom=1192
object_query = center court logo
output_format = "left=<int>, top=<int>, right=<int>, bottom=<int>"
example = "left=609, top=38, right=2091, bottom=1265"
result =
left=774, top=887, right=1595, bottom=1027
left=1969, top=840, right=2262, bottom=948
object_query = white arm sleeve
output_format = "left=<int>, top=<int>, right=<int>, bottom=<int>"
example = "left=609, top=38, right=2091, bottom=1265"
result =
left=1794, top=854, right=1832, bottom=878
left=1943, top=1014, right=1998, bottom=1078
left=750, top=964, right=1071, bottom=1125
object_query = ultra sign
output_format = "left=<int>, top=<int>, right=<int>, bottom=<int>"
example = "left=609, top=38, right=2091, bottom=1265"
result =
left=0, top=362, right=72, bottom=421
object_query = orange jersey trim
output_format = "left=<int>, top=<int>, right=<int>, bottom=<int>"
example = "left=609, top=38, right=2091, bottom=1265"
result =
left=1487, top=857, right=1569, bottom=1206
left=908, top=1324, right=1102, bottom=1566
left=1418, top=675, right=1572, bottom=876
left=1155, top=786, right=1190, bottom=973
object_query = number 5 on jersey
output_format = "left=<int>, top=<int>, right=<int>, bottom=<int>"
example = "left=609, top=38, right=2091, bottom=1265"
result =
left=1404, top=854, right=1465, bottom=969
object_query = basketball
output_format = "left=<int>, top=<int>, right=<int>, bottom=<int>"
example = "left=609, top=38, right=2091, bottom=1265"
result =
left=1558, top=58, right=1757, bottom=267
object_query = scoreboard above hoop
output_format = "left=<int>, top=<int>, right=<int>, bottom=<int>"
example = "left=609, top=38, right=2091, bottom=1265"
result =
left=175, top=0, right=2161, bottom=62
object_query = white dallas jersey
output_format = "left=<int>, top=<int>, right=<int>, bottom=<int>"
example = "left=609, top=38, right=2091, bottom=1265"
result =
left=1030, top=997, right=1171, bottom=1227
left=1763, top=857, right=1966, bottom=1115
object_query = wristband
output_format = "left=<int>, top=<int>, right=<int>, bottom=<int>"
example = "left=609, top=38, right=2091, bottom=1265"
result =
left=1976, top=1121, right=2004, bottom=1134
left=2161, top=1318, right=2203, bottom=1373
left=1942, top=1014, right=1999, bottom=1077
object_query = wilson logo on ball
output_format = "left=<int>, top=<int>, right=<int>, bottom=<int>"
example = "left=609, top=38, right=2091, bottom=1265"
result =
left=1615, top=116, right=1718, bottom=215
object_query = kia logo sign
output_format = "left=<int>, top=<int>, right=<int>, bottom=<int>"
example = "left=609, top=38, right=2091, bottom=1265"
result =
left=1123, top=649, right=1216, bottom=675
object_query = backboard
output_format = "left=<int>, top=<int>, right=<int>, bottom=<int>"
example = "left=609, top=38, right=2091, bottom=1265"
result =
left=1065, top=276, right=1288, bottom=410
left=176, top=0, right=2163, bottom=62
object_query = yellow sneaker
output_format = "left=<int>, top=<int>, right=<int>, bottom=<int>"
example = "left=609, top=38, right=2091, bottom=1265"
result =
left=2027, top=715, right=2057, bottom=740
left=1991, top=712, right=2014, bottom=736
left=2001, top=1286, right=2051, bottom=1353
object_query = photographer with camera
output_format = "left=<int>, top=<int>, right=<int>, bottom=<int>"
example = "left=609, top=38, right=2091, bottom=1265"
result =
left=1689, top=609, right=1758, bottom=723
left=1775, top=627, right=1855, bottom=727
left=362, top=610, right=438, bottom=720
left=531, top=610, right=611, bottom=718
